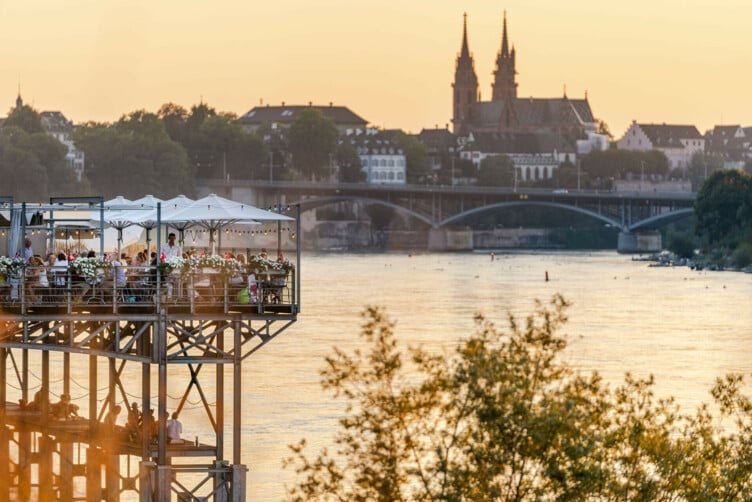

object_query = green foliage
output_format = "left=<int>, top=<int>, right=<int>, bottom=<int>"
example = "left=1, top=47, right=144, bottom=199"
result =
left=158, top=103, right=267, bottom=180
left=687, top=151, right=725, bottom=188
left=478, top=154, right=515, bottom=186
left=549, top=161, right=582, bottom=189
left=336, top=142, right=365, bottom=182
left=73, top=112, right=195, bottom=199
left=391, top=131, right=428, bottom=183
left=286, top=296, right=752, bottom=500
left=666, top=230, right=697, bottom=259
left=581, top=149, right=669, bottom=183
left=0, top=125, right=77, bottom=200
left=288, top=108, right=338, bottom=179
left=694, top=169, right=752, bottom=246
left=4, top=105, right=45, bottom=134
left=730, top=242, right=752, bottom=269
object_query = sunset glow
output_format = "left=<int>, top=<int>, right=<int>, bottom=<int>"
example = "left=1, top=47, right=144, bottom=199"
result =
left=1, top=0, right=749, bottom=137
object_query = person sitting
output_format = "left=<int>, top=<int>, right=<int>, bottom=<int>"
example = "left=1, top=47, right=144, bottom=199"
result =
left=102, top=253, right=127, bottom=297
left=50, top=393, right=80, bottom=420
left=126, top=402, right=142, bottom=442
left=25, top=255, right=48, bottom=304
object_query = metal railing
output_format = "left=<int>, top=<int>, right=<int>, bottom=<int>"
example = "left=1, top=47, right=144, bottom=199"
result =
left=0, top=265, right=296, bottom=316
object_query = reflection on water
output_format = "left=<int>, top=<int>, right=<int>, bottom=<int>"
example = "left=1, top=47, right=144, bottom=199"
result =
left=246, top=251, right=752, bottom=500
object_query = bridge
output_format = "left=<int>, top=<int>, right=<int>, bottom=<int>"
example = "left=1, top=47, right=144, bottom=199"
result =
left=198, top=179, right=697, bottom=252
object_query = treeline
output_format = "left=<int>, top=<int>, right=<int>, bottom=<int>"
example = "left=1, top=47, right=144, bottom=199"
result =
left=693, top=169, right=752, bottom=267
left=0, top=103, right=302, bottom=201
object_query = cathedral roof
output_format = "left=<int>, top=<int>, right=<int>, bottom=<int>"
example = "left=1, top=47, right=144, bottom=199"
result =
left=469, top=98, right=594, bottom=130
left=513, top=98, right=594, bottom=126
left=464, top=131, right=574, bottom=154
left=241, top=104, right=367, bottom=128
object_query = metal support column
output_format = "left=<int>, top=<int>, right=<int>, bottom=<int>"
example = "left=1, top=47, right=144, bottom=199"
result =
left=0, top=348, right=8, bottom=502
left=87, top=353, right=101, bottom=500
left=39, top=351, right=53, bottom=502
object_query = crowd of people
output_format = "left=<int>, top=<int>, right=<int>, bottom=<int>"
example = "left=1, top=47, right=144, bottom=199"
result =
left=2, top=234, right=291, bottom=306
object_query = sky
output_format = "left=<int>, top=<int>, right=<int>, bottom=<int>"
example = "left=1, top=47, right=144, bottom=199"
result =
left=0, top=0, right=750, bottom=138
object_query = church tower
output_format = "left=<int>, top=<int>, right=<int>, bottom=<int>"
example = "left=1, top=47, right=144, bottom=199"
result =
left=452, top=13, right=479, bottom=134
left=491, top=11, right=518, bottom=101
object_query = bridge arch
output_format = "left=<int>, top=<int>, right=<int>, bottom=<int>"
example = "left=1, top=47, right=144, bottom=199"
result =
left=293, top=195, right=434, bottom=227
left=628, top=208, right=694, bottom=232
left=439, top=201, right=625, bottom=230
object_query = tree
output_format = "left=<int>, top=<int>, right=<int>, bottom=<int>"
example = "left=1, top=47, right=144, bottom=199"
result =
left=285, top=296, right=752, bottom=501
left=694, top=169, right=752, bottom=246
left=581, top=149, right=669, bottom=185
left=73, top=112, right=195, bottom=199
left=158, top=102, right=189, bottom=144
left=391, top=131, right=428, bottom=183
left=336, top=142, right=365, bottom=182
left=288, top=108, right=338, bottom=179
left=4, top=104, right=45, bottom=134
left=596, top=119, right=613, bottom=139
left=199, top=114, right=267, bottom=179
left=550, top=160, right=581, bottom=189
left=688, top=151, right=724, bottom=188
left=666, top=230, right=697, bottom=259
left=0, top=126, right=50, bottom=200
left=478, top=154, right=515, bottom=186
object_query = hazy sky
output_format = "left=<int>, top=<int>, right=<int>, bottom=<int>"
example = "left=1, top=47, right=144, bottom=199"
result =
left=0, top=0, right=749, bottom=137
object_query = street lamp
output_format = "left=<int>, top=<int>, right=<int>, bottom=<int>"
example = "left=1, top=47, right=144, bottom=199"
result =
left=640, top=161, right=645, bottom=193
left=269, top=150, right=274, bottom=183
left=449, top=147, right=455, bottom=187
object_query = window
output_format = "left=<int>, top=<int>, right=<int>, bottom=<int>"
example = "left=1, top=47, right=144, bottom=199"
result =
left=389, top=172, right=395, bottom=180
left=389, top=160, right=394, bottom=167
left=397, top=172, right=404, bottom=180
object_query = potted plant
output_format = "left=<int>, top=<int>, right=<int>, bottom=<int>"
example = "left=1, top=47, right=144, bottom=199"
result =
left=157, top=256, right=188, bottom=276
left=69, top=257, right=111, bottom=280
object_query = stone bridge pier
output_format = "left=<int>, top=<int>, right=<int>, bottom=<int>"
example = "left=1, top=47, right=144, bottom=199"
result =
left=617, top=231, right=662, bottom=254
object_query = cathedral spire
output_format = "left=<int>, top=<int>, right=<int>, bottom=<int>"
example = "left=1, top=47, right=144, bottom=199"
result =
left=501, top=10, right=509, bottom=58
left=492, top=10, right=517, bottom=101
left=453, top=13, right=479, bottom=134
left=460, top=12, right=471, bottom=59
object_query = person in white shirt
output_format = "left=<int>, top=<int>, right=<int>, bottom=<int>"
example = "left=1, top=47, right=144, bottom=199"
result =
left=166, top=411, right=183, bottom=443
left=23, top=238, right=33, bottom=264
left=160, top=233, right=182, bottom=260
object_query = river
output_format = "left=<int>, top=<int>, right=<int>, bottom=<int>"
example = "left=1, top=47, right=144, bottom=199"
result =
left=243, top=250, right=752, bottom=500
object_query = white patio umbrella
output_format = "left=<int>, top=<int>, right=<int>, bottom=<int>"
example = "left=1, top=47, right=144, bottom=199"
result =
left=108, top=195, right=164, bottom=253
left=160, top=194, right=292, bottom=255
left=97, top=196, right=134, bottom=256
left=159, top=195, right=195, bottom=247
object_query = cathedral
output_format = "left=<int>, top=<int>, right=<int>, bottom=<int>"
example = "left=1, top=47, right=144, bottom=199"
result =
left=452, top=12, right=597, bottom=148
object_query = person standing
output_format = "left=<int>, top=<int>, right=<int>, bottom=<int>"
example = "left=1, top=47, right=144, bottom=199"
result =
left=167, top=411, right=183, bottom=443
left=160, top=233, right=182, bottom=260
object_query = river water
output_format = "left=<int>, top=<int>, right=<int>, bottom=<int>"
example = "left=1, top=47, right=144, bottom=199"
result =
left=243, top=251, right=752, bottom=500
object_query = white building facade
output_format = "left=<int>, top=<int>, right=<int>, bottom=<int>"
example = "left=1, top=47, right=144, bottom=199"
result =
left=617, top=121, right=704, bottom=170
left=346, top=129, right=407, bottom=185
